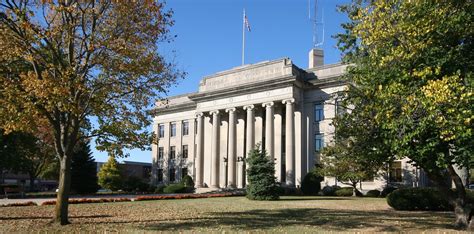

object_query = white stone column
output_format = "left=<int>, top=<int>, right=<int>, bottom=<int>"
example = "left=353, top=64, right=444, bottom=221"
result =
left=195, top=113, right=204, bottom=188
left=210, top=110, right=220, bottom=188
left=244, top=105, right=255, bottom=155
left=243, top=105, right=255, bottom=188
left=283, top=99, right=295, bottom=187
left=226, top=108, right=237, bottom=188
left=262, top=102, right=274, bottom=159
left=274, top=106, right=283, bottom=182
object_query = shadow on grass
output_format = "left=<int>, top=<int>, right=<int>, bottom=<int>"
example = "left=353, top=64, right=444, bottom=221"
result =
left=140, top=208, right=454, bottom=232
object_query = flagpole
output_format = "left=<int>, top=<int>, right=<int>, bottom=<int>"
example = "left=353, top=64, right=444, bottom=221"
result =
left=242, top=8, right=245, bottom=66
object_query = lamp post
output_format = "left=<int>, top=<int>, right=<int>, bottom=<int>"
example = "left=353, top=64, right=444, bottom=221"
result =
left=223, top=157, right=228, bottom=188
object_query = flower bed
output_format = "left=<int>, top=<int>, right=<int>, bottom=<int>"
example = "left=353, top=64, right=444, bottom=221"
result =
left=36, top=193, right=237, bottom=206
left=0, top=201, right=37, bottom=207
left=41, top=197, right=131, bottom=206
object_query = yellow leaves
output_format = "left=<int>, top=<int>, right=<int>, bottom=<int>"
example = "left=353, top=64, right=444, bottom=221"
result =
left=412, top=67, right=441, bottom=80
left=422, top=76, right=458, bottom=104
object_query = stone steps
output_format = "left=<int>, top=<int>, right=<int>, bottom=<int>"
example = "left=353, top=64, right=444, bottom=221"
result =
left=195, top=187, right=220, bottom=194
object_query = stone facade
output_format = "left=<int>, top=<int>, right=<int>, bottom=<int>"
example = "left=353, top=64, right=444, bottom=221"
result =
left=151, top=49, right=426, bottom=190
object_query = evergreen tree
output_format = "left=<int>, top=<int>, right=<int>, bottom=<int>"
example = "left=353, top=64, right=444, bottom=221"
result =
left=246, top=144, right=279, bottom=200
left=71, top=141, right=99, bottom=194
left=97, top=156, right=122, bottom=191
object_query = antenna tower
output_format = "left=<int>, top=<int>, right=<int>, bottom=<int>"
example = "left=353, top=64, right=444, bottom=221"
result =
left=309, top=0, right=324, bottom=48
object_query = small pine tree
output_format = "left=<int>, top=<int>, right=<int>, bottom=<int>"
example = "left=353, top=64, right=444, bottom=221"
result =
left=71, top=141, right=99, bottom=194
left=246, top=144, right=279, bottom=200
left=97, top=155, right=122, bottom=191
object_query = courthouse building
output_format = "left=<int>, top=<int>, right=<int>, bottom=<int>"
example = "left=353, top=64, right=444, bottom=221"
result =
left=151, top=49, right=426, bottom=190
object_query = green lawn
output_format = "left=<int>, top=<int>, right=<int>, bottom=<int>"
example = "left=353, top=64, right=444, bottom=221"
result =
left=0, top=196, right=456, bottom=232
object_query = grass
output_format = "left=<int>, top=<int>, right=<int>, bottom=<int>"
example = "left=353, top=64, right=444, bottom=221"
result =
left=0, top=196, right=456, bottom=232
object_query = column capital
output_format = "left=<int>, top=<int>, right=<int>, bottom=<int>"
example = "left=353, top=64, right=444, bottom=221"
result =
left=196, top=112, right=204, bottom=118
left=243, top=104, right=255, bottom=111
left=282, top=98, right=295, bottom=105
left=262, top=102, right=274, bottom=108
left=209, top=110, right=220, bottom=115
left=225, top=107, right=236, bottom=113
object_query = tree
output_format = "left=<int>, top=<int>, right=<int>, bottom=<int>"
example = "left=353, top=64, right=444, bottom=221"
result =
left=16, top=132, right=56, bottom=191
left=0, top=130, right=55, bottom=191
left=246, top=144, right=279, bottom=201
left=321, top=139, right=381, bottom=196
left=0, top=1, right=182, bottom=224
left=97, top=156, right=122, bottom=192
left=336, top=0, right=473, bottom=229
left=71, top=140, right=99, bottom=194
left=0, top=129, right=21, bottom=183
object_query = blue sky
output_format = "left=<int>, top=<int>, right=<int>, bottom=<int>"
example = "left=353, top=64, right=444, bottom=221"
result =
left=92, top=0, right=351, bottom=163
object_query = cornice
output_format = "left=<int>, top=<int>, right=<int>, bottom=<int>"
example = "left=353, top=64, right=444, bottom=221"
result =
left=189, top=74, right=298, bottom=101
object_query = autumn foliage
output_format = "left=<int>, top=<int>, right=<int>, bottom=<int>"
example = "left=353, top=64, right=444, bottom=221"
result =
left=0, top=0, right=182, bottom=224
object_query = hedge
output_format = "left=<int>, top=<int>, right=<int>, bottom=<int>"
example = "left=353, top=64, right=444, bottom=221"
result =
left=322, top=185, right=340, bottom=196
left=380, top=186, right=398, bottom=198
left=335, top=187, right=354, bottom=196
left=387, top=187, right=474, bottom=211
left=163, top=183, right=187, bottom=194
left=365, top=189, right=381, bottom=197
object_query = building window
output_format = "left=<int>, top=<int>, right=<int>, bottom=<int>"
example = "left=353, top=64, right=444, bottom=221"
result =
left=314, top=103, right=324, bottom=122
left=182, top=145, right=188, bottom=158
left=182, top=121, right=189, bottom=136
left=389, top=161, right=403, bottom=183
left=182, top=167, right=188, bottom=179
left=169, top=168, right=176, bottom=182
left=170, top=146, right=176, bottom=159
left=158, top=147, right=164, bottom=159
left=158, top=169, right=163, bottom=182
left=143, top=166, right=151, bottom=179
left=335, top=100, right=345, bottom=116
left=315, top=134, right=324, bottom=152
left=158, top=124, right=165, bottom=138
left=170, top=123, right=176, bottom=137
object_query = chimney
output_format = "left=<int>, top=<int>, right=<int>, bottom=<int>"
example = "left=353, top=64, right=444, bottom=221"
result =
left=308, top=48, right=324, bottom=69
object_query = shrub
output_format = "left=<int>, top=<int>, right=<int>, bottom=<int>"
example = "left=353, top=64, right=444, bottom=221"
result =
left=245, top=145, right=279, bottom=200
left=181, top=175, right=195, bottom=193
left=182, top=175, right=194, bottom=188
left=366, top=189, right=381, bottom=197
left=387, top=187, right=451, bottom=211
left=154, top=185, right=166, bottom=193
left=380, top=186, right=398, bottom=198
left=322, top=185, right=340, bottom=196
left=163, top=183, right=187, bottom=194
left=301, top=169, right=323, bottom=195
left=123, top=176, right=149, bottom=192
left=335, top=187, right=354, bottom=196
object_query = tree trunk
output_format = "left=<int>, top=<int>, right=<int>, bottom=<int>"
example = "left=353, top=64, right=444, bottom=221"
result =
left=29, top=174, right=35, bottom=192
left=351, top=181, right=363, bottom=197
left=447, top=165, right=472, bottom=230
left=54, top=155, right=72, bottom=225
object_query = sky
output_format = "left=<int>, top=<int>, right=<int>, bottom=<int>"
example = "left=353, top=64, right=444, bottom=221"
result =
left=92, top=0, right=352, bottom=163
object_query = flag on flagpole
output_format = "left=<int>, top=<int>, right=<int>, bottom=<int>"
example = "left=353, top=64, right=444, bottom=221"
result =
left=244, top=14, right=251, bottom=32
